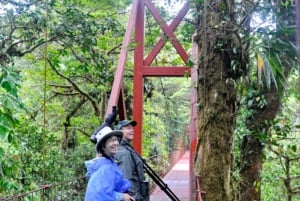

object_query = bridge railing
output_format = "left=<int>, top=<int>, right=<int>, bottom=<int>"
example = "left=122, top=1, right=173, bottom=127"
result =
left=1, top=176, right=86, bottom=201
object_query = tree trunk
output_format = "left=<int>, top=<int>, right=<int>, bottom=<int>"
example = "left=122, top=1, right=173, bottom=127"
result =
left=240, top=135, right=263, bottom=201
left=239, top=86, right=280, bottom=201
left=194, top=1, right=239, bottom=200
left=239, top=2, right=296, bottom=200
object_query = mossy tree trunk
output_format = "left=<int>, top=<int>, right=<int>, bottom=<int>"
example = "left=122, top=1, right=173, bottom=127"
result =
left=240, top=86, right=280, bottom=201
left=194, top=1, right=241, bottom=200
left=239, top=2, right=296, bottom=200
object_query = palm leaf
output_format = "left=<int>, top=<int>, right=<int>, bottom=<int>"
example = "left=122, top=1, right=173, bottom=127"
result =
left=252, top=27, right=297, bottom=90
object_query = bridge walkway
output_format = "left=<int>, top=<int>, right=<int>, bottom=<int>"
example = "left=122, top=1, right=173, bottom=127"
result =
left=150, top=151, right=190, bottom=201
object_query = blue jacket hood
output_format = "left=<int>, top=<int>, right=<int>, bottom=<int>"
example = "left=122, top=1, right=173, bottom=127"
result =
left=85, top=157, right=112, bottom=179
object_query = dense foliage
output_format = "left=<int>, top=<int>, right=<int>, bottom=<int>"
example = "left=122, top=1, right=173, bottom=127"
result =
left=0, top=0, right=130, bottom=196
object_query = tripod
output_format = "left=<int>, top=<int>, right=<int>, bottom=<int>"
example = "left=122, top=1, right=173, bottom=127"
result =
left=128, top=145, right=181, bottom=201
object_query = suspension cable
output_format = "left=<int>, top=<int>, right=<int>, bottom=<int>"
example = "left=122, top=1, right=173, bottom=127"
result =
left=42, top=0, right=49, bottom=188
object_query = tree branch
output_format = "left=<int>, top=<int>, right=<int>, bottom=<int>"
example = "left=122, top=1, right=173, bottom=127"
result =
left=47, top=58, right=101, bottom=116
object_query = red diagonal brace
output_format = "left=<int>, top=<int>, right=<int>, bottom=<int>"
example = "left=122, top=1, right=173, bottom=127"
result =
left=106, top=0, right=139, bottom=117
left=145, top=1, right=190, bottom=66
left=144, top=0, right=189, bottom=64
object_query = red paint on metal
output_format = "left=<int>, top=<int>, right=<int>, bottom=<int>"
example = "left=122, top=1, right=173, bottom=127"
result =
left=144, top=1, right=190, bottom=66
left=132, top=0, right=145, bottom=155
left=106, top=0, right=139, bottom=117
left=143, top=66, right=191, bottom=77
left=107, top=0, right=199, bottom=199
left=145, top=0, right=189, bottom=63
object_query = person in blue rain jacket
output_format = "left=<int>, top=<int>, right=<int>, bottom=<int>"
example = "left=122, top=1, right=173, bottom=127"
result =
left=84, top=126, right=135, bottom=201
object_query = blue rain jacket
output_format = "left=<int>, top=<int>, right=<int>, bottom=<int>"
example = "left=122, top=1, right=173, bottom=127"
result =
left=84, top=156, right=132, bottom=201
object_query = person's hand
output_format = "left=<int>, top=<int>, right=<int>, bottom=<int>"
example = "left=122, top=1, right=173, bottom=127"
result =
left=123, top=193, right=135, bottom=201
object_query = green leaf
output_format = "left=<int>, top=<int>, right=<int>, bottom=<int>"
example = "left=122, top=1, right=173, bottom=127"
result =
left=290, top=145, right=297, bottom=152
left=1, top=78, right=12, bottom=92
left=0, top=146, right=5, bottom=159
left=0, top=124, right=8, bottom=140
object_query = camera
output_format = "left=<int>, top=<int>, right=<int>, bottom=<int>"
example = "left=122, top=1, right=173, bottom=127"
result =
left=90, top=106, right=118, bottom=144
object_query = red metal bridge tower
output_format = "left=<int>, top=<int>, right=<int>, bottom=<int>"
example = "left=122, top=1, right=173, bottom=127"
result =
left=106, top=0, right=200, bottom=200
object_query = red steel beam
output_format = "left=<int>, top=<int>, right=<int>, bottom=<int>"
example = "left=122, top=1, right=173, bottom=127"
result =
left=144, top=0, right=189, bottom=63
left=142, top=66, right=191, bottom=77
left=132, top=0, right=145, bottom=154
left=106, top=0, right=139, bottom=116
left=144, top=1, right=190, bottom=66
left=132, top=0, right=192, bottom=154
left=108, top=0, right=196, bottom=199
